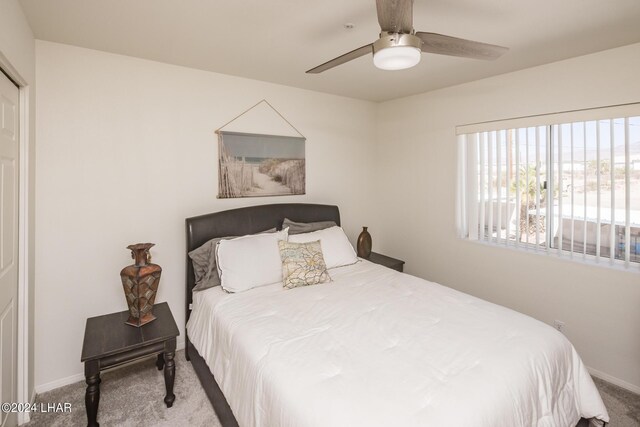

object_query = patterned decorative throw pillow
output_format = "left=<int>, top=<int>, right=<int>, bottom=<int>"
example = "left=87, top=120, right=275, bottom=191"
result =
left=278, top=240, right=331, bottom=289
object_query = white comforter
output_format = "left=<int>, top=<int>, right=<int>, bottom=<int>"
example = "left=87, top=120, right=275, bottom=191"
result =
left=187, top=260, right=608, bottom=427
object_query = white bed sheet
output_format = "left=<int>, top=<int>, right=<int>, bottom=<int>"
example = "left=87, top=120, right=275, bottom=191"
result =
left=187, top=260, right=608, bottom=427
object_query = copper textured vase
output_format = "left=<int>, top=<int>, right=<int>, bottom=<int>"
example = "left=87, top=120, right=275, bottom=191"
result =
left=120, top=243, right=162, bottom=327
left=357, top=226, right=372, bottom=258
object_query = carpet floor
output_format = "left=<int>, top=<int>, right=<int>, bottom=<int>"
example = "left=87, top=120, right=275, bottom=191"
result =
left=26, top=350, right=639, bottom=426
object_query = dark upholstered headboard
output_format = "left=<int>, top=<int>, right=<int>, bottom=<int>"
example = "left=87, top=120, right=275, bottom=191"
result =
left=185, top=203, right=340, bottom=325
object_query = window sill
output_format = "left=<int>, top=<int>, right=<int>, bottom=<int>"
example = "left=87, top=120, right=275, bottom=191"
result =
left=459, top=237, right=640, bottom=275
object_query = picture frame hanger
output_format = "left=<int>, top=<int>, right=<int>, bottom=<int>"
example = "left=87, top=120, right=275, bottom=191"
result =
left=215, top=99, right=306, bottom=140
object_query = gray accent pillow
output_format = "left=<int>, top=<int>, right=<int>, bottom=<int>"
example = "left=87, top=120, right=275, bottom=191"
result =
left=189, top=237, right=231, bottom=292
left=189, top=228, right=276, bottom=292
left=282, top=218, right=337, bottom=235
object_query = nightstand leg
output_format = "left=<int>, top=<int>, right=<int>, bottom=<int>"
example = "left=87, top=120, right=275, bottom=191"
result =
left=156, top=353, right=165, bottom=370
left=85, top=370, right=101, bottom=427
left=163, top=351, right=176, bottom=408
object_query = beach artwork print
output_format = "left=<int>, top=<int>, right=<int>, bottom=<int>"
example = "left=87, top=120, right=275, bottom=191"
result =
left=218, top=131, right=306, bottom=198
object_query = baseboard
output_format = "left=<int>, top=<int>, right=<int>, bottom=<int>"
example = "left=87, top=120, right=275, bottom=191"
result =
left=35, top=338, right=186, bottom=394
left=35, top=372, right=85, bottom=394
left=588, top=366, right=640, bottom=394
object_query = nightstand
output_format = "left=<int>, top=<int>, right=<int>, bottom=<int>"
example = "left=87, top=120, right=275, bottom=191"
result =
left=81, top=302, right=179, bottom=427
left=365, top=252, right=405, bottom=272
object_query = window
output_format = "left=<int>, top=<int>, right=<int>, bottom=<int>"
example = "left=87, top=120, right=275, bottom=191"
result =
left=457, top=104, right=640, bottom=269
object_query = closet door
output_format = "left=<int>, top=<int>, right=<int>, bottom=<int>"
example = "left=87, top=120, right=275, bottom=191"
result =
left=0, top=70, right=19, bottom=427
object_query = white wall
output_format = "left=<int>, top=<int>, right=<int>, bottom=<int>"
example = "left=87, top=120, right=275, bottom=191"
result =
left=34, top=37, right=640, bottom=394
left=374, top=43, right=640, bottom=391
left=34, top=41, right=377, bottom=390
left=0, top=0, right=36, bottom=410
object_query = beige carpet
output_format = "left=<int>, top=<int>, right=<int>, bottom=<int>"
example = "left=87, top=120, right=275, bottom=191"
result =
left=26, top=350, right=220, bottom=427
left=592, top=377, right=640, bottom=427
left=26, top=350, right=639, bottom=426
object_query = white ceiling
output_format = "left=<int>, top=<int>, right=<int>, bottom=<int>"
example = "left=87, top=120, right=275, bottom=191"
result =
left=19, top=0, right=640, bottom=102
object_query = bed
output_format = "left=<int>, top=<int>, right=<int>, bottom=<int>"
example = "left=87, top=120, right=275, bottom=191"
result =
left=185, top=203, right=609, bottom=427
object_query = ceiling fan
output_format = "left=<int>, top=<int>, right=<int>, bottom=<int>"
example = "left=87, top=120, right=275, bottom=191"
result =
left=306, top=0, right=508, bottom=73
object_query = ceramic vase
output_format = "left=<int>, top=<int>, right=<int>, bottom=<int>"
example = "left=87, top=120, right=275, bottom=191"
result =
left=120, top=243, right=162, bottom=327
left=357, top=226, right=372, bottom=258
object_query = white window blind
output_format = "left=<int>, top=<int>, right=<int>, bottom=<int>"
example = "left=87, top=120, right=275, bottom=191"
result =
left=457, top=104, right=640, bottom=270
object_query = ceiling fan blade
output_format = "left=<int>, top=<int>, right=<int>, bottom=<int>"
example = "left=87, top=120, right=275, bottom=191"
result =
left=376, top=0, right=413, bottom=34
left=415, top=32, right=508, bottom=60
left=306, top=44, right=373, bottom=74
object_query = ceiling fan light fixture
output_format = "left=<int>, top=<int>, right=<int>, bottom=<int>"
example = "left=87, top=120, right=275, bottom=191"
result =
left=306, top=1, right=509, bottom=75
left=372, top=32, right=423, bottom=71
left=373, top=46, right=421, bottom=70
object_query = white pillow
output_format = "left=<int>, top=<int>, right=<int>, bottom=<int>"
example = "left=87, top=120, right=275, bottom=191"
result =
left=288, top=226, right=358, bottom=269
left=216, top=228, right=289, bottom=293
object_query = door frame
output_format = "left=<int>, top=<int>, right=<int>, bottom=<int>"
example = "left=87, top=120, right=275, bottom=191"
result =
left=0, top=51, right=33, bottom=425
